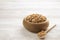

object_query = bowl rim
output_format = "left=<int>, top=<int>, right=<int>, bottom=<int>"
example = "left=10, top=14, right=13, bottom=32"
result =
left=24, top=18, right=49, bottom=24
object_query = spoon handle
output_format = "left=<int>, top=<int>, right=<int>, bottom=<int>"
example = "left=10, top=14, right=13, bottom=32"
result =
left=46, top=24, right=56, bottom=33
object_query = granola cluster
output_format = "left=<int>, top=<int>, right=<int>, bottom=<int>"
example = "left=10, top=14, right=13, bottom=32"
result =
left=26, top=14, right=46, bottom=23
left=38, top=31, right=46, bottom=39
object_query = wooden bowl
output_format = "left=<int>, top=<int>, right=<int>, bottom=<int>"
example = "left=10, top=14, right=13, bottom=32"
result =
left=23, top=18, right=49, bottom=33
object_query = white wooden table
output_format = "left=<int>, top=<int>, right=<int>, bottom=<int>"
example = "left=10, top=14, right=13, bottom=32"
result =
left=0, top=0, right=60, bottom=40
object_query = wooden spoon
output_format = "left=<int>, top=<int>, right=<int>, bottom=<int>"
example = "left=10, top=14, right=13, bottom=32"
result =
left=38, top=24, right=56, bottom=39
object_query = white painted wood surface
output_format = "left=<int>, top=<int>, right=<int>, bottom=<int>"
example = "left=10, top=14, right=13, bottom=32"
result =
left=0, top=0, right=60, bottom=40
